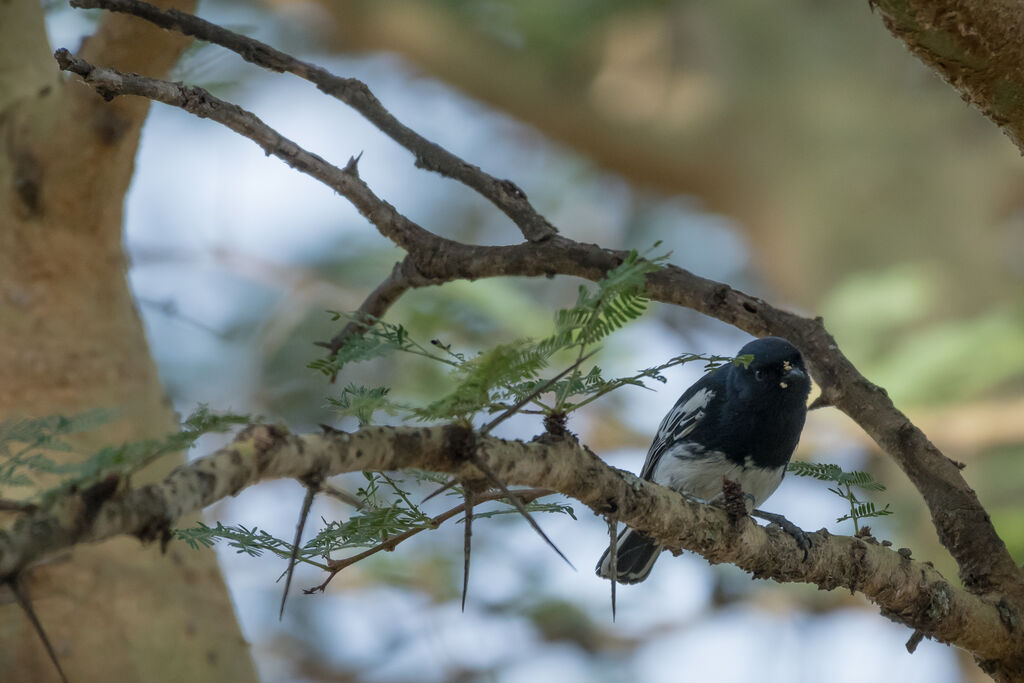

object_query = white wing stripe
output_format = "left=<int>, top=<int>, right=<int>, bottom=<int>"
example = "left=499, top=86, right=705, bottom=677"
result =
left=655, top=388, right=713, bottom=442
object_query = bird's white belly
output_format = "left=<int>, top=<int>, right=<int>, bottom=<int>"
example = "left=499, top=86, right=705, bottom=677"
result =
left=651, top=446, right=785, bottom=508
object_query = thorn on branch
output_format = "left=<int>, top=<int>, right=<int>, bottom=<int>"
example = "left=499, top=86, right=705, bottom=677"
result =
left=421, top=477, right=459, bottom=504
left=280, top=479, right=320, bottom=620
left=498, top=178, right=528, bottom=200
left=467, top=452, right=575, bottom=571
left=9, top=576, right=68, bottom=683
left=462, top=488, right=473, bottom=612
left=906, top=629, right=926, bottom=653
left=605, top=514, right=618, bottom=621
left=304, top=487, right=553, bottom=595
left=344, top=151, right=363, bottom=177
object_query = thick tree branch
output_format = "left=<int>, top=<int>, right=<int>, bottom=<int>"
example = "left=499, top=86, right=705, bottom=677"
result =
left=53, top=49, right=1023, bottom=603
left=69, top=0, right=558, bottom=243
left=0, top=425, right=1019, bottom=670
left=869, top=0, right=1024, bottom=153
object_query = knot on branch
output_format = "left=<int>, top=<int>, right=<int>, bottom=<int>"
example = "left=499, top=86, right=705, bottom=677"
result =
left=721, top=476, right=748, bottom=527
left=79, top=473, right=121, bottom=527
left=236, top=424, right=291, bottom=474
left=442, top=423, right=476, bottom=465
left=541, top=411, right=572, bottom=441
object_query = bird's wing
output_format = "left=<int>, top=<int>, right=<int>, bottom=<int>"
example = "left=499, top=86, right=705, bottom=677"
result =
left=639, top=376, right=718, bottom=481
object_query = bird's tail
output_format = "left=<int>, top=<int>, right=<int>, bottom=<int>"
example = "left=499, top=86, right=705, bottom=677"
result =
left=595, top=527, right=663, bottom=584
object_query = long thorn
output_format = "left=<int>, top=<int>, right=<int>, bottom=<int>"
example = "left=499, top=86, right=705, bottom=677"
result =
left=462, top=489, right=473, bottom=612
left=10, top=576, right=68, bottom=683
left=304, top=488, right=552, bottom=595
left=280, top=483, right=318, bottom=620
left=421, top=477, right=459, bottom=504
left=469, top=453, right=575, bottom=570
left=608, top=516, right=618, bottom=621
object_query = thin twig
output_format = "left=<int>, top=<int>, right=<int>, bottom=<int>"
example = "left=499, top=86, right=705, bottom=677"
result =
left=69, top=0, right=557, bottom=243
left=304, top=487, right=553, bottom=594
left=316, top=256, right=426, bottom=355
left=53, top=49, right=436, bottom=254
left=421, top=477, right=460, bottom=505
left=320, top=483, right=363, bottom=509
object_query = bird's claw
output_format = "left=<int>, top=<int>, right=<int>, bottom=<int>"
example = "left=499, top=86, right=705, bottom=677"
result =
left=751, top=509, right=811, bottom=560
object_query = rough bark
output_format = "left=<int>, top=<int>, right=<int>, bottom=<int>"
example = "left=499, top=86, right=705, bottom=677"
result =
left=2, top=424, right=1020, bottom=672
left=0, top=2, right=256, bottom=681
left=871, top=0, right=1024, bottom=153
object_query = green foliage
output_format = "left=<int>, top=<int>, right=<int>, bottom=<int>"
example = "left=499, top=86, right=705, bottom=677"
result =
left=177, top=521, right=330, bottom=565
left=174, top=470, right=575, bottom=569
left=787, top=461, right=892, bottom=533
left=413, top=339, right=550, bottom=421
left=326, top=384, right=400, bottom=427
left=309, top=317, right=429, bottom=377
left=0, top=410, right=112, bottom=488
left=314, top=247, right=745, bottom=425
left=187, top=246, right=745, bottom=577
left=0, top=406, right=252, bottom=504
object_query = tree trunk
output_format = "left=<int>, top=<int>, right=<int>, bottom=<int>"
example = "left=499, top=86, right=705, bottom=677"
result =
left=0, top=2, right=256, bottom=680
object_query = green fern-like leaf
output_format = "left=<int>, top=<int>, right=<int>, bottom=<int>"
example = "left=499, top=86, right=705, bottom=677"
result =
left=413, top=340, right=550, bottom=421
left=309, top=316, right=418, bottom=377
left=786, top=461, right=845, bottom=481
left=836, top=502, right=893, bottom=525
left=543, top=249, right=666, bottom=350
left=327, top=384, right=401, bottom=427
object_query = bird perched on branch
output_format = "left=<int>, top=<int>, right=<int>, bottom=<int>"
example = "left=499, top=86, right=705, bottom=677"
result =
left=596, top=336, right=811, bottom=584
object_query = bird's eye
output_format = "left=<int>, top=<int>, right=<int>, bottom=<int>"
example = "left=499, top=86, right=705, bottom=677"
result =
left=754, top=369, right=765, bottom=381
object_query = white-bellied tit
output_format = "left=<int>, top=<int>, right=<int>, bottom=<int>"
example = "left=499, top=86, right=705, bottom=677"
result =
left=596, top=336, right=811, bottom=584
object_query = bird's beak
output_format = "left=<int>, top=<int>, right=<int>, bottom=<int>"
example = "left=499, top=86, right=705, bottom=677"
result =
left=779, top=361, right=806, bottom=389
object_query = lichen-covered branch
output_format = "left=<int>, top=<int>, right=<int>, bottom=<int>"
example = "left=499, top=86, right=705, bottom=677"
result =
left=0, top=424, right=1018, bottom=668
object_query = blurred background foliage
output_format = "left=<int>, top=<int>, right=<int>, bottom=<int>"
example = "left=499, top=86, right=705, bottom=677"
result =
left=47, top=0, right=1023, bottom=681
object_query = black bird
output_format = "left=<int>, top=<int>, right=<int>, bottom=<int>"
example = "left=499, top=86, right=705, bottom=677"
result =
left=596, top=336, right=811, bottom=584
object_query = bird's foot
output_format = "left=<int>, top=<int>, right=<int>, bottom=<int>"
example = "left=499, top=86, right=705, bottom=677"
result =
left=751, top=509, right=811, bottom=560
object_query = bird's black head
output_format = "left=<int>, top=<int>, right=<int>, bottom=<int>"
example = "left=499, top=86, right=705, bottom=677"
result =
left=732, top=337, right=811, bottom=405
